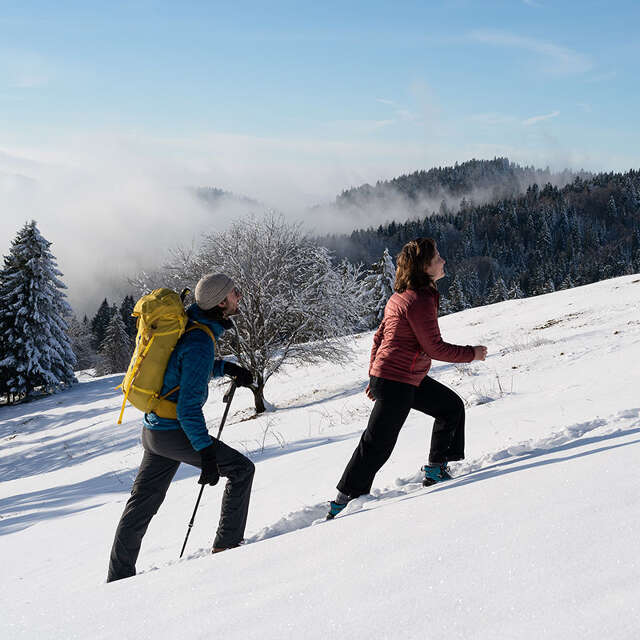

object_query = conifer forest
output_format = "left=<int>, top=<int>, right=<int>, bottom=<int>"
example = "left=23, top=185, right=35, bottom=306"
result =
left=320, top=160, right=640, bottom=313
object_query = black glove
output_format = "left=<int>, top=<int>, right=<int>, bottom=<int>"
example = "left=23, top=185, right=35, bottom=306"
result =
left=198, top=443, right=220, bottom=486
left=224, top=361, right=253, bottom=388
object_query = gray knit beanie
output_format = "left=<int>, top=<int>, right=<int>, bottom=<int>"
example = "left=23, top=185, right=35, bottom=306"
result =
left=194, top=273, right=235, bottom=310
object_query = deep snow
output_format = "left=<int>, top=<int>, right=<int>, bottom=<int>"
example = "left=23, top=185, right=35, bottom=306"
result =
left=1, top=275, right=640, bottom=639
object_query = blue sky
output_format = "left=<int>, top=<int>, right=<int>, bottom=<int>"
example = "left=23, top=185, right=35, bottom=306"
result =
left=1, top=1, right=639, bottom=311
left=2, top=1, right=638, bottom=170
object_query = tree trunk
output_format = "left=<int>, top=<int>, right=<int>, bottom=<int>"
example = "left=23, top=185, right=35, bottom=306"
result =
left=252, top=384, right=266, bottom=414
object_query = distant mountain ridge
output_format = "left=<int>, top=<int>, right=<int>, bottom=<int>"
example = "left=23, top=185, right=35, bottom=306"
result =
left=194, top=186, right=260, bottom=208
left=335, top=157, right=589, bottom=213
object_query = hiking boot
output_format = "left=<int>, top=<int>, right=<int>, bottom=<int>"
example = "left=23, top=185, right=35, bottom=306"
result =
left=438, top=463, right=453, bottom=481
left=212, top=541, right=243, bottom=554
left=421, top=463, right=452, bottom=487
left=327, top=499, right=351, bottom=520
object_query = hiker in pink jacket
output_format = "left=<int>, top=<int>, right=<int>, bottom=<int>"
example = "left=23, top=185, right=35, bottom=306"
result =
left=328, top=238, right=487, bottom=518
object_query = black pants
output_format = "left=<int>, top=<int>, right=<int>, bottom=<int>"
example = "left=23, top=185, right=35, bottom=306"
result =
left=337, top=375, right=465, bottom=498
left=107, top=428, right=254, bottom=582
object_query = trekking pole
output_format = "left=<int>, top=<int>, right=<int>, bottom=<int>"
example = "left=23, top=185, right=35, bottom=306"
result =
left=179, top=380, right=238, bottom=559
left=217, top=381, right=237, bottom=439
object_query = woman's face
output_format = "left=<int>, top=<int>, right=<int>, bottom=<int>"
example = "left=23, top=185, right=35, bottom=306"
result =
left=425, top=247, right=446, bottom=281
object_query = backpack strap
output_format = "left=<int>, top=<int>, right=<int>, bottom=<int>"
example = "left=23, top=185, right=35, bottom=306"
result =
left=186, top=321, right=217, bottom=348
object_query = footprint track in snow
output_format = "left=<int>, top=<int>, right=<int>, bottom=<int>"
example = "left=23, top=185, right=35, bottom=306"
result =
left=154, top=407, right=640, bottom=570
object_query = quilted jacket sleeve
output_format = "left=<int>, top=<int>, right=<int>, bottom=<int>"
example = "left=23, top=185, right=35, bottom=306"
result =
left=369, top=322, right=385, bottom=371
left=406, top=293, right=474, bottom=363
left=214, top=358, right=225, bottom=378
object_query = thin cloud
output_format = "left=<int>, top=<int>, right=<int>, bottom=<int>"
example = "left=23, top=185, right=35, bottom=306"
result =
left=373, top=119, right=396, bottom=129
left=523, top=110, right=560, bottom=126
left=470, top=112, right=518, bottom=126
left=470, top=30, right=592, bottom=75
left=522, top=0, right=543, bottom=7
left=376, top=98, right=418, bottom=124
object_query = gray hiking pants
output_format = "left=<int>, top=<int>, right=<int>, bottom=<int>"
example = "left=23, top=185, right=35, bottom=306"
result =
left=107, top=427, right=254, bottom=582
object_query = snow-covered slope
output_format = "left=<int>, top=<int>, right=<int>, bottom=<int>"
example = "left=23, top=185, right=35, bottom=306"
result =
left=2, top=275, right=640, bottom=639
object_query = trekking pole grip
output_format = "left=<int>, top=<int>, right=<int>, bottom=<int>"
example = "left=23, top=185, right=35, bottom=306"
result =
left=217, top=381, right=237, bottom=440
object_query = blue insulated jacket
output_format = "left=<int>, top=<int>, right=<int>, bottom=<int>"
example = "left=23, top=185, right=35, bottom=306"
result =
left=143, top=303, right=228, bottom=451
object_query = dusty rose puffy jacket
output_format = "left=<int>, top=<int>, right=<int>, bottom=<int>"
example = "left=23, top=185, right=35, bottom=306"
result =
left=369, top=287, right=474, bottom=386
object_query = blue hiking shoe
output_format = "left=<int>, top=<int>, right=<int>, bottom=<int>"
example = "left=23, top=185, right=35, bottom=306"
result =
left=422, top=463, right=452, bottom=487
left=326, top=500, right=348, bottom=520
left=439, top=463, right=453, bottom=481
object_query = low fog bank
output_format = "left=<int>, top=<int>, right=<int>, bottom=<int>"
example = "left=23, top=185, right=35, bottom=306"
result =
left=0, top=139, right=597, bottom=320
left=0, top=142, right=264, bottom=318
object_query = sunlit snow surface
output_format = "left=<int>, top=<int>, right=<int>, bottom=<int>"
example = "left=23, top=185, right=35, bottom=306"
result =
left=2, top=275, right=640, bottom=639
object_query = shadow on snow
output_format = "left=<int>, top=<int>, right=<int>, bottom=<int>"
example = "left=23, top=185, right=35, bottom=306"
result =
left=0, top=469, right=136, bottom=535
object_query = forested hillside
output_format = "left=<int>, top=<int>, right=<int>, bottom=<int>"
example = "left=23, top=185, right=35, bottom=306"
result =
left=335, top=157, right=582, bottom=210
left=320, top=165, right=640, bottom=312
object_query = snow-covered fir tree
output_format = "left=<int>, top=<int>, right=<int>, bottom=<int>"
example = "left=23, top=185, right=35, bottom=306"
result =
left=362, top=248, right=396, bottom=329
left=439, top=294, right=453, bottom=316
left=67, top=314, right=96, bottom=370
left=0, top=221, right=76, bottom=403
left=447, top=275, right=469, bottom=312
left=632, top=229, right=640, bottom=271
left=559, top=273, right=574, bottom=290
left=462, top=266, right=480, bottom=306
left=96, top=308, right=132, bottom=375
left=486, top=276, right=509, bottom=304
left=90, top=299, right=113, bottom=350
left=538, top=279, right=556, bottom=295
left=119, top=295, right=137, bottom=341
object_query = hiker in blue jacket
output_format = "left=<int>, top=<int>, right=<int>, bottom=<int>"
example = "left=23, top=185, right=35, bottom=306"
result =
left=107, top=273, right=255, bottom=582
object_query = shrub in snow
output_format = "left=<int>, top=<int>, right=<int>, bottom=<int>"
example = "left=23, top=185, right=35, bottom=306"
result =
left=0, top=221, right=76, bottom=403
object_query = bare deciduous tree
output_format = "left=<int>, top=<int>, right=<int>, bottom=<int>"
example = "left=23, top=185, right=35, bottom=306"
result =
left=199, top=214, right=364, bottom=412
left=132, top=214, right=365, bottom=413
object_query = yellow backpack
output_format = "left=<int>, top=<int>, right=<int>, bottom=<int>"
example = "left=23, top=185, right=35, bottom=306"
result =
left=116, top=288, right=216, bottom=424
